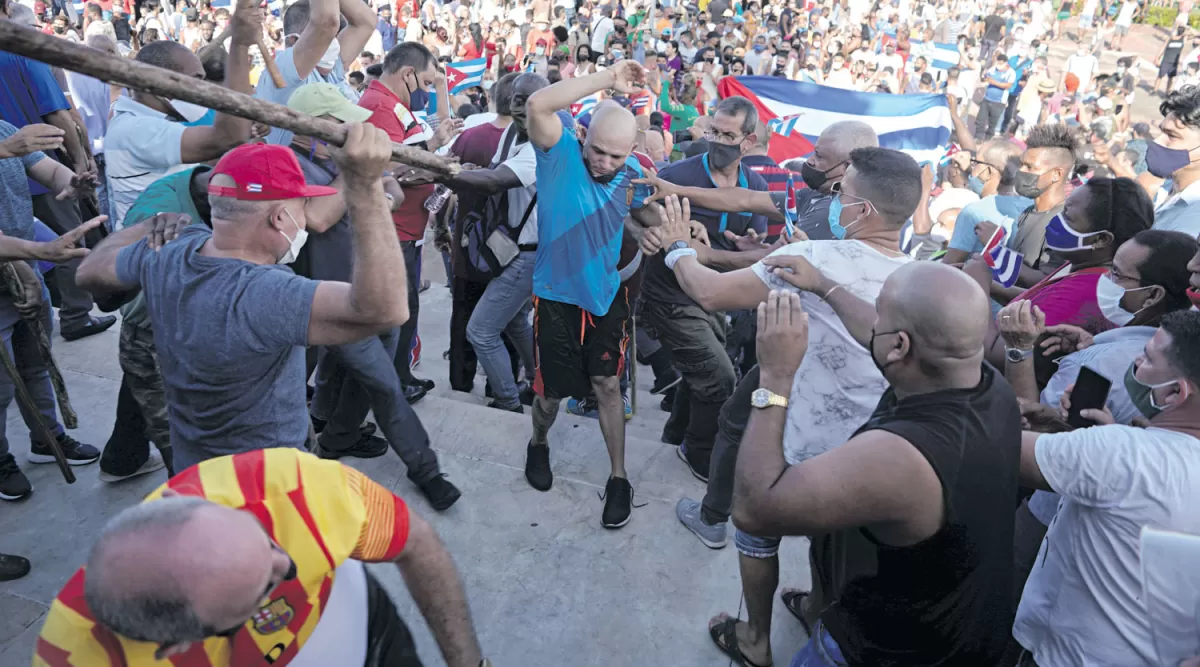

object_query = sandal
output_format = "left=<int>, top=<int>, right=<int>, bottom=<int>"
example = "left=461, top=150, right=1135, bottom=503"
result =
left=780, top=590, right=813, bottom=637
left=708, top=616, right=773, bottom=667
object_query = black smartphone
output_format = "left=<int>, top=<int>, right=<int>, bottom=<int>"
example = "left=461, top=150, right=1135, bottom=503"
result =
left=1066, top=366, right=1113, bottom=428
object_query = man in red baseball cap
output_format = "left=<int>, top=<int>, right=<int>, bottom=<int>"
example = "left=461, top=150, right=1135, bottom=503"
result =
left=78, top=124, right=414, bottom=475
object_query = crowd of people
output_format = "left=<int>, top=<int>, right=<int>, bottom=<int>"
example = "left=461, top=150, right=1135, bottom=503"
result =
left=2, top=0, right=1200, bottom=663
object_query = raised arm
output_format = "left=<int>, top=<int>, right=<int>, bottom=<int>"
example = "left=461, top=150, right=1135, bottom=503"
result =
left=733, top=291, right=943, bottom=536
left=335, top=0, right=377, bottom=68
left=438, top=164, right=523, bottom=195
left=290, top=0, right=341, bottom=79
left=526, top=60, right=646, bottom=150
left=307, top=123, right=410, bottom=345
left=179, top=0, right=259, bottom=163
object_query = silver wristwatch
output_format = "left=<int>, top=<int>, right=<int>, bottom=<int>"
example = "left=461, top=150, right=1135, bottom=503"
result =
left=1005, top=346, right=1033, bottom=363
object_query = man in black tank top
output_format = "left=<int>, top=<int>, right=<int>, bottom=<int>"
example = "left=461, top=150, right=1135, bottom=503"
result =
left=733, top=262, right=1020, bottom=666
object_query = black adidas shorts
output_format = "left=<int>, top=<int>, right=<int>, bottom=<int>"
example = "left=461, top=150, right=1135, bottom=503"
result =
left=533, top=286, right=630, bottom=400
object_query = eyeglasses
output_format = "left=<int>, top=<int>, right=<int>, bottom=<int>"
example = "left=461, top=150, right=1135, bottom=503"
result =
left=704, top=128, right=746, bottom=143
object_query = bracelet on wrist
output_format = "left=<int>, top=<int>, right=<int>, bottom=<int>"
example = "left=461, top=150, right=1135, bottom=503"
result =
left=820, top=284, right=842, bottom=300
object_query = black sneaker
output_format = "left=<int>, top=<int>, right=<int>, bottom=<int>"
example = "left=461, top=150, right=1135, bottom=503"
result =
left=650, top=368, right=683, bottom=395
left=418, top=475, right=461, bottom=511
left=0, top=455, right=31, bottom=501
left=60, top=314, right=117, bottom=341
left=28, top=433, right=100, bottom=466
left=0, top=553, right=31, bottom=581
left=677, top=443, right=710, bottom=482
left=487, top=401, right=524, bottom=413
left=600, top=477, right=634, bottom=529
left=314, top=433, right=389, bottom=460
left=406, top=377, right=436, bottom=392
left=403, top=383, right=428, bottom=404
left=524, top=441, right=552, bottom=491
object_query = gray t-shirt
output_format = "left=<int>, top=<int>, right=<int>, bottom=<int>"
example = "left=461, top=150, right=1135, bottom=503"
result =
left=0, top=120, right=44, bottom=242
left=255, top=47, right=352, bottom=147
left=116, top=225, right=317, bottom=471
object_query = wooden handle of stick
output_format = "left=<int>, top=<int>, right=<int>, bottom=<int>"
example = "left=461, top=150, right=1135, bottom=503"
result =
left=257, top=36, right=286, bottom=89
left=0, top=23, right=460, bottom=177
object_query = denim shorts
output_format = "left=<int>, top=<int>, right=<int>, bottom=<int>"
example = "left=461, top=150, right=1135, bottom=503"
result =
left=789, top=621, right=847, bottom=667
left=734, top=529, right=782, bottom=558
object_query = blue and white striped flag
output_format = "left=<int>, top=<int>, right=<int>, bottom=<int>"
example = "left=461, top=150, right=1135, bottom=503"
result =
left=570, top=93, right=600, bottom=118
left=446, top=58, right=487, bottom=94
left=983, top=227, right=1023, bottom=288
left=720, top=76, right=953, bottom=165
left=768, top=114, right=802, bottom=137
left=907, top=40, right=962, bottom=72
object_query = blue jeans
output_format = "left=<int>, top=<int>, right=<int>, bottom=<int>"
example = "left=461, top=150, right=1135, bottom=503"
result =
left=311, top=327, right=440, bottom=483
left=0, top=287, right=64, bottom=458
left=734, top=528, right=782, bottom=558
left=466, top=251, right=535, bottom=408
left=790, top=621, right=847, bottom=667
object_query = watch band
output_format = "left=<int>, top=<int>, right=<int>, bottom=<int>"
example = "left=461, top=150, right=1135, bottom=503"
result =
left=665, top=247, right=698, bottom=270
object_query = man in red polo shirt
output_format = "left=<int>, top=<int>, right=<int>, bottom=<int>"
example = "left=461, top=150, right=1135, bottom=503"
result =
left=358, top=42, right=461, bottom=392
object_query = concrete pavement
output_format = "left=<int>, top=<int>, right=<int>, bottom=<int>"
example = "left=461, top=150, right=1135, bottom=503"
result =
left=0, top=251, right=811, bottom=667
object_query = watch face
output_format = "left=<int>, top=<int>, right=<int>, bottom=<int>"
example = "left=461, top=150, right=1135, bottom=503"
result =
left=751, top=388, right=769, bottom=408
left=668, top=240, right=690, bottom=253
left=1006, top=348, right=1027, bottom=363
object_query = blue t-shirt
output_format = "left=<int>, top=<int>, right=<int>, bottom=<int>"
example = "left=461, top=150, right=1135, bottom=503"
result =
left=115, top=225, right=317, bottom=471
left=947, top=194, right=1034, bottom=253
left=0, top=53, right=71, bottom=196
left=0, top=120, right=45, bottom=242
left=255, top=47, right=351, bottom=146
left=983, top=65, right=1016, bottom=103
left=533, top=130, right=650, bottom=316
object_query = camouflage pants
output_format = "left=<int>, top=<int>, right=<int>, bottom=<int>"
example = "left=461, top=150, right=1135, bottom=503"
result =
left=118, top=323, right=171, bottom=455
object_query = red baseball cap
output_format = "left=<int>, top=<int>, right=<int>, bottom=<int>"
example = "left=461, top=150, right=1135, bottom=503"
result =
left=208, top=144, right=338, bottom=201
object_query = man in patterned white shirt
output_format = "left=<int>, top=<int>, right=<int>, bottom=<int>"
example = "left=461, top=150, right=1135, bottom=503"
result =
left=651, top=146, right=923, bottom=667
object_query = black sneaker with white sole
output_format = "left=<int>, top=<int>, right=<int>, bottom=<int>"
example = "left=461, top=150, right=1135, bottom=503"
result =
left=600, top=476, right=634, bottom=529
left=28, top=434, right=100, bottom=466
left=0, top=454, right=32, bottom=501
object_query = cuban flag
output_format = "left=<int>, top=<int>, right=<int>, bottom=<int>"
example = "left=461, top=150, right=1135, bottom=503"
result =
left=768, top=114, right=802, bottom=137
left=570, top=93, right=600, bottom=118
left=783, top=174, right=799, bottom=238
left=907, top=40, right=962, bottom=73
left=446, top=58, right=487, bottom=94
left=983, top=226, right=1023, bottom=288
left=630, top=95, right=650, bottom=112
left=717, top=76, right=953, bottom=166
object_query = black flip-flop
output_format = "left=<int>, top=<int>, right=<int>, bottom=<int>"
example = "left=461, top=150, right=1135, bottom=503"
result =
left=780, top=591, right=813, bottom=637
left=708, top=617, right=773, bottom=667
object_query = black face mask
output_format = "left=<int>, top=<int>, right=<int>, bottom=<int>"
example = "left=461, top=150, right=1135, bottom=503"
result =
left=582, top=144, right=622, bottom=184
left=801, top=159, right=844, bottom=191
left=869, top=329, right=900, bottom=378
left=707, top=140, right=743, bottom=171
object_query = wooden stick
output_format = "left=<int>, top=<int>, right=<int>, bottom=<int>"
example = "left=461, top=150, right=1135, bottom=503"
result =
left=0, top=22, right=460, bottom=177
left=256, top=35, right=287, bottom=89
left=0, top=323, right=74, bottom=484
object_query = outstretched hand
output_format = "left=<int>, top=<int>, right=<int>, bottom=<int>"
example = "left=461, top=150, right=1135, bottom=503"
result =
left=756, top=289, right=810, bottom=379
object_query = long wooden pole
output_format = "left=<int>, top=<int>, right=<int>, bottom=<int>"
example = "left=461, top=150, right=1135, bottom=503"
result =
left=0, top=22, right=460, bottom=177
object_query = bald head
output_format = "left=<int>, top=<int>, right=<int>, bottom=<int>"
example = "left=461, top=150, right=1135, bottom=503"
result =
left=819, top=120, right=879, bottom=163
left=879, top=262, right=989, bottom=364
left=583, top=102, right=637, bottom=181
left=135, top=40, right=205, bottom=78
left=85, top=497, right=277, bottom=645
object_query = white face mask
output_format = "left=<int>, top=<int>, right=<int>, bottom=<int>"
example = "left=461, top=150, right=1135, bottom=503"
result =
left=317, top=37, right=341, bottom=70
left=167, top=99, right=211, bottom=123
left=278, top=209, right=309, bottom=265
left=1096, top=272, right=1152, bottom=326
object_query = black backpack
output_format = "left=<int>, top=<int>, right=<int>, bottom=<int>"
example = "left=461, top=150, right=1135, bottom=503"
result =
left=458, top=130, right=537, bottom=283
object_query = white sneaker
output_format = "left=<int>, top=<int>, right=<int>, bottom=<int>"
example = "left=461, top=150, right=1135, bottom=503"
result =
left=99, top=451, right=166, bottom=484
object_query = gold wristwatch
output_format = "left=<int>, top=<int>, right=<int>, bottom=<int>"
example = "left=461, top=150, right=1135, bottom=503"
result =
left=751, top=388, right=788, bottom=409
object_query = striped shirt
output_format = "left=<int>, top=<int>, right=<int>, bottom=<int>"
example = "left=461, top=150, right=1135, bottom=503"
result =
left=34, top=449, right=410, bottom=667
left=742, top=155, right=801, bottom=240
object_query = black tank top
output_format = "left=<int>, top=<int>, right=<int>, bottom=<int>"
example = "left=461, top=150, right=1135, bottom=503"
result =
left=821, top=364, right=1021, bottom=666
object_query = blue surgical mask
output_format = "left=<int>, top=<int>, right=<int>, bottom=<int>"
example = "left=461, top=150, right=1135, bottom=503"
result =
left=1043, top=212, right=1095, bottom=252
left=405, top=71, right=430, bottom=110
left=967, top=174, right=985, bottom=195
left=827, top=193, right=870, bottom=239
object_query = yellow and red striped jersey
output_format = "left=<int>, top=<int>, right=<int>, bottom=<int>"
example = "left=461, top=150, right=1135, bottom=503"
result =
left=34, top=448, right=410, bottom=667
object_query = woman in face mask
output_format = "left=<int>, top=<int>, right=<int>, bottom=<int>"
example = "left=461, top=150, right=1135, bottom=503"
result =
left=999, top=177, right=1156, bottom=339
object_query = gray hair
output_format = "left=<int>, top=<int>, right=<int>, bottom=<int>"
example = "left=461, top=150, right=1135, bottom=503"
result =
left=821, top=120, right=879, bottom=162
left=714, top=96, right=759, bottom=137
left=85, top=497, right=212, bottom=644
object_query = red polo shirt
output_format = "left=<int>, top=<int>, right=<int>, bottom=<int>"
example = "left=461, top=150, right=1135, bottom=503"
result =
left=357, top=79, right=435, bottom=242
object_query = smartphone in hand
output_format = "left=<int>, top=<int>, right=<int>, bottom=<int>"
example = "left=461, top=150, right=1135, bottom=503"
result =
left=1066, top=366, right=1113, bottom=428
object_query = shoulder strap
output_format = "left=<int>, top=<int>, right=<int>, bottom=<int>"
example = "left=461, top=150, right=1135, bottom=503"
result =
left=514, top=193, right=538, bottom=232
left=497, top=127, right=520, bottom=165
